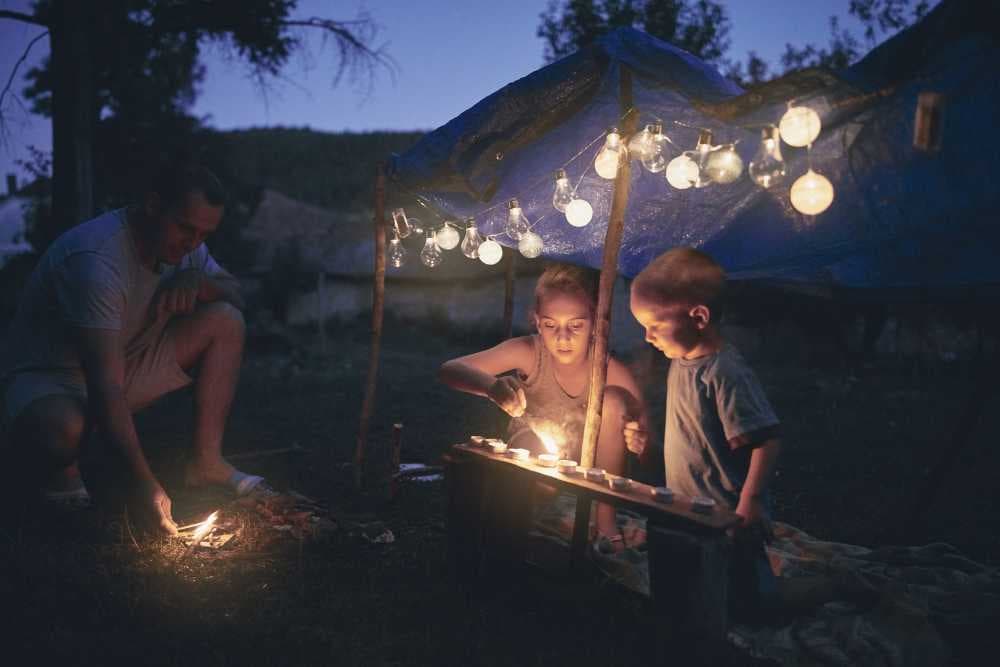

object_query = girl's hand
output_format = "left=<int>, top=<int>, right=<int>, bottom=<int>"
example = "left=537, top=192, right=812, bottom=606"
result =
left=623, top=420, right=647, bottom=455
left=488, top=376, right=526, bottom=417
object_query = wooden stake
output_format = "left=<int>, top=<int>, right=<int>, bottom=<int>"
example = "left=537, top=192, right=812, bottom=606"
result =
left=503, top=251, right=517, bottom=339
left=354, top=162, right=387, bottom=489
left=580, top=67, right=637, bottom=469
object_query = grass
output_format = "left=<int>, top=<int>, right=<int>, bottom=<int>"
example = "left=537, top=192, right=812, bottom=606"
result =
left=1, top=314, right=997, bottom=665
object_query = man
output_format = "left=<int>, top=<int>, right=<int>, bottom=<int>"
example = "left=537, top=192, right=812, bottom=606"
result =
left=1, top=164, right=264, bottom=534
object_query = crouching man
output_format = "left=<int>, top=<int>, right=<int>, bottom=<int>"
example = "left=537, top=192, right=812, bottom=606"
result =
left=1, top=164, right=267, bottom=534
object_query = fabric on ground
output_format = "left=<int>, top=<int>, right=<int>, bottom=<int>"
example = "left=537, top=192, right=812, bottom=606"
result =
left=527, top=492, right=1000, bottom=666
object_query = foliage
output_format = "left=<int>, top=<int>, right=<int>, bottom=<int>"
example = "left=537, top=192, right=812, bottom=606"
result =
left=537, top=0, right=730, bottom=65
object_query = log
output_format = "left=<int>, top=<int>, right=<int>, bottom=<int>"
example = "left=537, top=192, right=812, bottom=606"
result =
left=354, top=163, right=387, bottom=489
left=580, top=67, right=637, bottom=468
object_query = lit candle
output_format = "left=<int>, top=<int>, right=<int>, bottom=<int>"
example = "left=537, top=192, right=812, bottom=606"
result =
left=505, top=448, right=530, bottom=461
left=469, top=435, right=486, bottom=447
left=556, top=459, right=578, bottom=474
left=536, top=453, right=558, bottom=468
left=487, top=440, right=508, bottom=455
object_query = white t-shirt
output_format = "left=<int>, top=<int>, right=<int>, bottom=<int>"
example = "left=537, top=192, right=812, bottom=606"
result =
left=1, top=208, right=227, bottom=384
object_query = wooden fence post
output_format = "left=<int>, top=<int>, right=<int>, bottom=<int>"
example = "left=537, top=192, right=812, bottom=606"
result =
left=354, top=163, right=387, bottom=489
left=580, top=67, right=636, bottom=469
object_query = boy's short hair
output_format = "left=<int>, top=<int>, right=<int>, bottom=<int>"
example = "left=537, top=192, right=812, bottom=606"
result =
left=533, top=263, right=599, bottom=316
left=632, top=247, right=726, bottom=322
left=148, top=163, right=226, bottom=212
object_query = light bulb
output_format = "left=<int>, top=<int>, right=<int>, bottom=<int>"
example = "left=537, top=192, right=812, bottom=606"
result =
left=461, top=221, right=482, bottom=259
left=552, top=169, right=574, bottom=212
left=640, top=122, right=668, bottom=173
left=391, top=208, right=411, bottom=239
left=478, top=239, right=503, bottom=265
left=387, top=237, right=406, bottom=268
left=693, top=130, right=714, bottom=188
left=565, top=198, right=593, bottom=227
left=505, top=198, right=529, bottom=240
left=779, top=105, right=821, bottom=147
left=665, top=154, right=699, bottom=190
left=518, top=231, right=543, bottom=258
left=749, top=126, right=786, bottom=188
left=704, top=143, right=743, bottom=184
left=790, top=169, right=834, bottom=215
left=436, top=223, right=460, bottom=250
left=594, top=128, right=623, bottom=180
left=420, top=231, right=443, bottom=268
left=627, top=124, right=655, bottom=162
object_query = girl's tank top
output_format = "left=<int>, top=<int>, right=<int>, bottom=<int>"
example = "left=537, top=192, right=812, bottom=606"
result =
left=507, top=335, right=590, bottom=460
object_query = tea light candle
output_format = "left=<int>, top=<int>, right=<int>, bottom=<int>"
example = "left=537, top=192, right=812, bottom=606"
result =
left=536, top=453, right=558, bottom=467
left=584, top=468, right=606, bottom=482
left=608, top=476, right=632, bottom=492
left=651, top=486, right=674, bottom=503
left=505, top=448, right=530, bottom=461
left=691, top=496, right=716, bottom=513
left=556, top=460, right=579, bottom=474
left=469, top=435, right=486, bottom=447
left=487, top=440, right=508, bottom=455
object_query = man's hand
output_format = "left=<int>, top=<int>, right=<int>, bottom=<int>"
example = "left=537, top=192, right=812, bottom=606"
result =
left=153, top=269, right=203, bottom=317
left=137, top=479, right=178, bottom=535
left=488, top=376, right=526, bottom=417
left=734, top=493, right=772, bottom=542
left=623, top=420, right=647, bottom=455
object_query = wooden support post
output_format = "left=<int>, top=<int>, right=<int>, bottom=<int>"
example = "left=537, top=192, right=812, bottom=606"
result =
left=502, top=251, right=517, bottom=339
left=317, top=270, right=327, bottom=354
left=354, top=163, right=387, bottom=490
left=580, top=67, right=637, bottom=468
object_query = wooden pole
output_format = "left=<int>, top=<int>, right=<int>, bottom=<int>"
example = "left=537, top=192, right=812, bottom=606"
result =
left=354, top=163, right=387, bottom=489
left=580, top=67, right=637, bottom=469
left=502, top=252, right=517, bottom=339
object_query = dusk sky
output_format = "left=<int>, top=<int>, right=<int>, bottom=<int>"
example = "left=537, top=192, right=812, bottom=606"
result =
left=0, top=0, right=907, bottom=184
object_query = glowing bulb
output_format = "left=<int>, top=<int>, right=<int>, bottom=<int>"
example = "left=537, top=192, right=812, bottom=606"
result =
left=478, top=239, right=503, bottom=265
left=505, top=198, right=529, bottom=240
left=779, top=105, right=821, bottom=147
left=704, top=143, right=743, bottom=184
left=518, top=230, right=543, bottom=258
left=388, top=237, right=406, bottom=268
left=640, top=122, right=668, bottom=173
left=692, top=130, right=714, bottom=188
left=627, top=124, right=655, bottom=162
left=665, top=154, right=699, bottom=189
left=391, top=208, right=411, bottom=239
left=594, top=128, right=623, bottom=180
left=790, top=169, right=834, bottom=215
left=552, top=169, right=574, bottom=212
left=420, top=231, right=443, bottom=268
left=461, top=221, right=483, bottom=259
left=749, top=125, right=786, bottom=188
left=565, top=198, right=593, bottom=227
left=436, top=223, right=460, bottom=250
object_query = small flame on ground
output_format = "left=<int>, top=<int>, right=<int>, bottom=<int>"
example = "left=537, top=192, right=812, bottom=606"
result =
left=191, top=510, right=219, bottom=542
left=531, top=426, right=560, bottom=454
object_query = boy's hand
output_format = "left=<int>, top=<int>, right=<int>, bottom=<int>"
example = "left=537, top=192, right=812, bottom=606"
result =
left=488, top=377, right=526, bottom=417
left=623, top=420, right=647, bottom=455
left=734, top=494, right=773, bottom=542
left=136, top=478, right=178, bottom=536
left=153, top=269, right=203, bottom=317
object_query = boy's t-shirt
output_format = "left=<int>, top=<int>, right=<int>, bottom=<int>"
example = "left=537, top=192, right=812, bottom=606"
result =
left=664, top=344, right=780, bottom=512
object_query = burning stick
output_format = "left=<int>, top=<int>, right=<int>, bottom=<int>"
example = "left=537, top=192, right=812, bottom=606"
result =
left=178, top=510, right=219, bottom=559
left=177, top=511, right=219, bottom=533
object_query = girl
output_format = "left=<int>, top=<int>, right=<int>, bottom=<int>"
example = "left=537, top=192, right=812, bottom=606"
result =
left=439, top=263, right=648, bottom=543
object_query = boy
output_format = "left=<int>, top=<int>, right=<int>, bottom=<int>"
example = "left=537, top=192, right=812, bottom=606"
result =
left=626, top=247, right=780, bottom=615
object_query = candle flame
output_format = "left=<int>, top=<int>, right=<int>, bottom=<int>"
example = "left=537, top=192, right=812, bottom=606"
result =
left=530, top=423, right=563, bottom=454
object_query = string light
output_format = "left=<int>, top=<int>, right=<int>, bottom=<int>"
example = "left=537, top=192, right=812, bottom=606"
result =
left=749, top=125, right=786, bottom=187
left=518, top=230, right=543, bottom=258
left=704, top=143, right=743, bottom=184
left=436, top=222, right=460, bottom=250
left=461, top=220, right=483, bottom=259
left=505, top=199, right=529, bottom=240
left=478, top=238, right=503, bottom=265
left=779, top=105, right=821, bottom=147
left=594, top=128, right=624, bottom=179
left=640, top=122, right=668, bottom=174
left=388, top=236, right=406, bottom=268
left=565, top=198, right=594, bottom=227
left=391, top=208, right=411, bottom=238
left=790, top=169, right=834, bottom=215
left=552, top=169, right=574, bottom=212
left=665, top=153, right=699, bottom=189
left=420, top=230, right=443, bottom=267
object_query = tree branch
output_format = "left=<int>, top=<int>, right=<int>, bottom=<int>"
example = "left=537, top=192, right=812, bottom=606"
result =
left=0, top=9, right=48, bottom=26
left=0, top=30, right=49, bottom=147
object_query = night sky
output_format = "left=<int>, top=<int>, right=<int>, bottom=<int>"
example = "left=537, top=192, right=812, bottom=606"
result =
left=0, top=1, right=905, bottom=183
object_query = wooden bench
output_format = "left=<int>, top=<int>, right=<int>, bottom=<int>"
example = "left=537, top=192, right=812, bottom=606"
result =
left=445, top=442, right=741, bottom=640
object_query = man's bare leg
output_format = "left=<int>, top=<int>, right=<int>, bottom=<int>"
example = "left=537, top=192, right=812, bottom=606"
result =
left=170, top=302, right=245, bottom=486
left=9, top=395, right=89, bottom=494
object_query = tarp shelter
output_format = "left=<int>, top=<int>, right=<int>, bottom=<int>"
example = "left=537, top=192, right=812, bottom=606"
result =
left=389, top=0, right=1000, bottom=297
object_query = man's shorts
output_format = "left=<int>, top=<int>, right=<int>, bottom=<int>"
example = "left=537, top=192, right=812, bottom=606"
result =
left=1, top=316, right=193, bottom=428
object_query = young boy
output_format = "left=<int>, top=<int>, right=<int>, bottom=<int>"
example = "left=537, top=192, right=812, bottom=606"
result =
left=627, top=247, right=780, bottom=615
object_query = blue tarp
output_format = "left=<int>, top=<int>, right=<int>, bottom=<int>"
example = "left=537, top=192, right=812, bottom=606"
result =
left=390, top=0, right=1000, bottom=296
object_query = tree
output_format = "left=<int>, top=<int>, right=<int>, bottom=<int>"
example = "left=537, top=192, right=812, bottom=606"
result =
left=537, top=0, right=730, bottom=65
left=0, top=0, right=391, bottom=239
